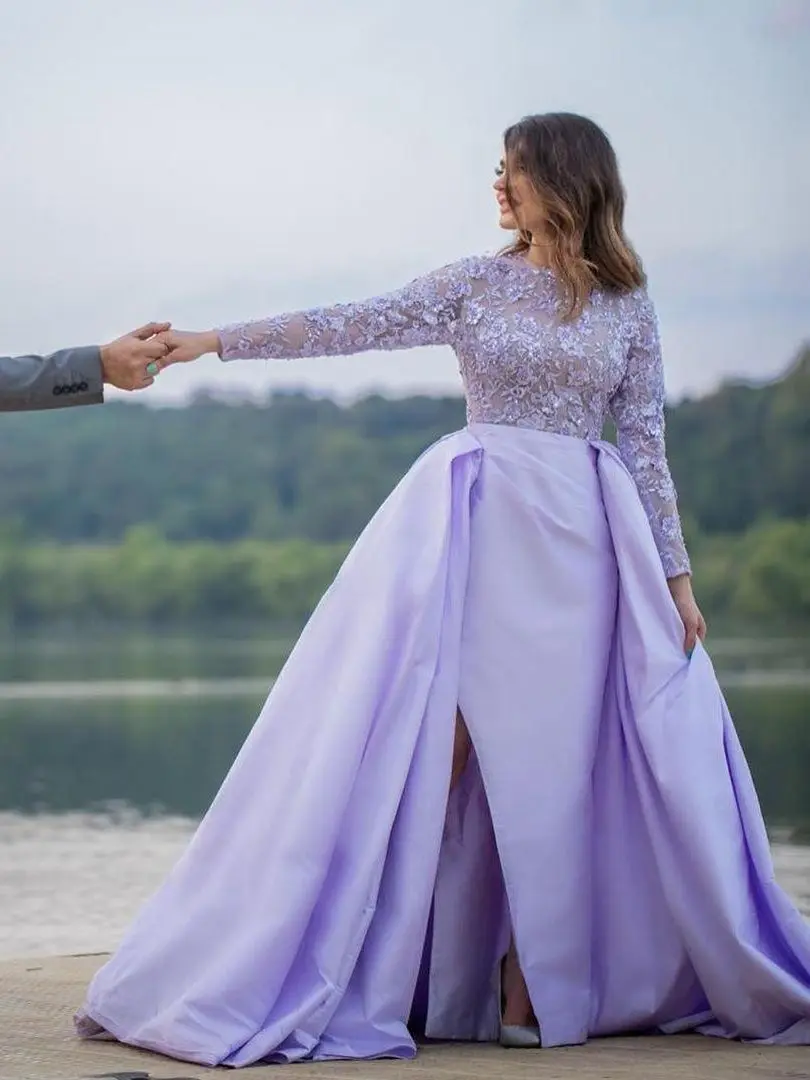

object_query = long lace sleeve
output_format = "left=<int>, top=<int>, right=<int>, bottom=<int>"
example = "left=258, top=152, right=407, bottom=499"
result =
left=217, top=260, right=472, bottom=361
left=609, top=291, right=691, bottom=578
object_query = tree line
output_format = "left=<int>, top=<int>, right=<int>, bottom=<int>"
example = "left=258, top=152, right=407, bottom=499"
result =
left=0, top=517, right=807, bottom=631
left=1, top=346, right=807, bottom=544
left=0, top=345, right=807, bottom=630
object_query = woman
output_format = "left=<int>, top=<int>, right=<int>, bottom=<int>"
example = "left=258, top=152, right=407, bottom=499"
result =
left=76, top=113, right=810, bottom=1065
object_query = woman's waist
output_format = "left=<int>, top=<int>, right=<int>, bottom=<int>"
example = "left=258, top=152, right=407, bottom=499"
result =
left=466, top=420, right=605, bottom=458
left=464, top=397, right=603, bottom=440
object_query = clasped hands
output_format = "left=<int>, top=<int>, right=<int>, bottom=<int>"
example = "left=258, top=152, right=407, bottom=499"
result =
left=100, top=324, right=219, bottom=391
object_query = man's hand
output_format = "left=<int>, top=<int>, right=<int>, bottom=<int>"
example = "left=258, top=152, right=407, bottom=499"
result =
left=100, top=323, right=171, bottom=391
left=157, top=329, right=221, bottom=366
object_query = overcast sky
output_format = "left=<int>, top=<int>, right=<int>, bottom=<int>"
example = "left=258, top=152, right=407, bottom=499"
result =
left=1, top=0, right=807, bottom=405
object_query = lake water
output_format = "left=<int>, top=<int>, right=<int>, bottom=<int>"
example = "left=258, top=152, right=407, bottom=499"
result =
left=0, top=631, right=808, bottom=960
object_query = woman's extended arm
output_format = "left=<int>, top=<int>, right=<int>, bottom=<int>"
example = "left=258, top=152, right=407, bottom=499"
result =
left=160, top=261, right=472, bottom=365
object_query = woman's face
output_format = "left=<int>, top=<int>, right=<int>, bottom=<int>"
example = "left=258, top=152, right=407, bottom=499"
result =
left=493, top=153, right=546, bottom=235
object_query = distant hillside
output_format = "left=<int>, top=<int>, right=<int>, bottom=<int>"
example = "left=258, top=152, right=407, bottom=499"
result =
left=0, top=345, right=807, bottom=543
left=665, top=345, right=809, bottom=534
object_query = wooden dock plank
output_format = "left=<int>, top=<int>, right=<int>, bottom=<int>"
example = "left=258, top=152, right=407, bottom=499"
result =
left=1, top=955, right=808, bottom=1080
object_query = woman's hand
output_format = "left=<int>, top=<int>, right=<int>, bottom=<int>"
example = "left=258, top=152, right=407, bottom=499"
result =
left=668, top=573, right=707, bottom=657
left=157, top=330, right=221, bottom=366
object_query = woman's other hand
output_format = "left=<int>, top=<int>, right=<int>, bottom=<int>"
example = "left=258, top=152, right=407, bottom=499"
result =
left=668, top=573, right=707, bottom=657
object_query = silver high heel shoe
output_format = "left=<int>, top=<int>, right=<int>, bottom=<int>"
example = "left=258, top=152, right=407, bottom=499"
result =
left=498, top=956, right=541, bottom=1049
left=499, top=1021, right=542, bottom=1049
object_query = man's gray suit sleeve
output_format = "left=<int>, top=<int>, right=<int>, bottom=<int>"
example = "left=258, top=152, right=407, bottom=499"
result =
left=0, top=346, right=104, bottom=412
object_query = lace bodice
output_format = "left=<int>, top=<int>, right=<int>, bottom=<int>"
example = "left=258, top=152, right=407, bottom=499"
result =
left=218, top=254, right=690, bottom=577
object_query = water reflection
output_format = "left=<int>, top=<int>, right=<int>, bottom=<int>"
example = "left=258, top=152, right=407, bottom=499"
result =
left=0, top=633, right=808, bottom=960
left=0, top=629, right=299, bottom=683
left=0, top=694, right=261, bottom=818
left=724, top=687, right=810, bottom=839
left=0, top=633, right=808, bottom=838
left=0, top=684, right=806, bottom=839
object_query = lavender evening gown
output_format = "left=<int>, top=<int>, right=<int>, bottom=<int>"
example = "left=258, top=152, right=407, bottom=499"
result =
left=76, top=254, right=810, bottom=1065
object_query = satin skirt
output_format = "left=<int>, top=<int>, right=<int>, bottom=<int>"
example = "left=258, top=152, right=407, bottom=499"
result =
left=75, top=424, right=810, bottom=1065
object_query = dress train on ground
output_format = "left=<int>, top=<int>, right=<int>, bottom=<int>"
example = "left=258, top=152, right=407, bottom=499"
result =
left=76, top=424, right=810, bottom=1065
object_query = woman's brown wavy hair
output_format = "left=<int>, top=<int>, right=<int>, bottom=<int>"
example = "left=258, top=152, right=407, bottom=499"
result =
left=501, top=113, right=645, bottom=319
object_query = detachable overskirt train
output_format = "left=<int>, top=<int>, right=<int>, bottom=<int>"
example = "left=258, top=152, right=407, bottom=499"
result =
left=76, top=424, right=810, bottom=1065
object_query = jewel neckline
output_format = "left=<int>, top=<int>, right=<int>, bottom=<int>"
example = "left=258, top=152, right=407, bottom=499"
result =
left=505, top=254, right=554, bottom=275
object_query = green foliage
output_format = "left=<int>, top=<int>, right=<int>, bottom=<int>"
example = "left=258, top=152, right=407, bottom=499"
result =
left=687, top=519, right=810, bottom=631
left=2, top=350, right=808, bottom=544
left=664, top=346, right=810, bottom=534
left=1, top=349, right=808, bottom=543
left=0, top=392, right=465, bottom=542
left=0, top=518, right=806, bottom=631
left=0, top=345, right=808, bottom=630
left=0, top=532, right=349, bottom=627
